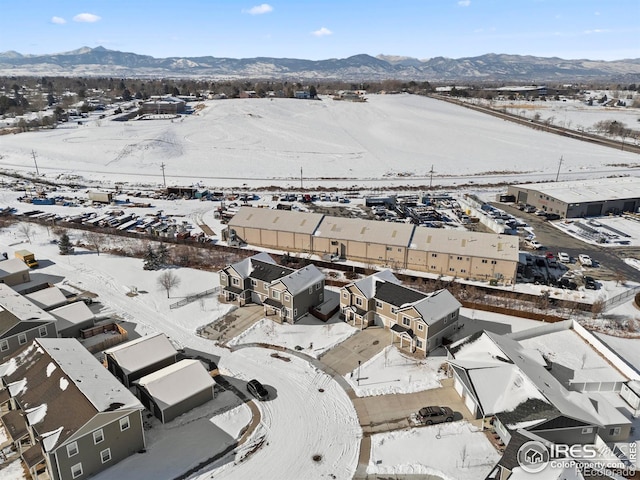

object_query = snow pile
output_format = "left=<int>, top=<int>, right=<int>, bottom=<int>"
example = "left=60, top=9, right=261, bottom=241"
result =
left=367, top=421, right=500, bottom=480
left=208, top=404, right=252, bottom=440
left=625, top=258, right=640, bottom=272
left=345, top=346, right=448, bottom=397
left=227, top=317, right=357, bottom=358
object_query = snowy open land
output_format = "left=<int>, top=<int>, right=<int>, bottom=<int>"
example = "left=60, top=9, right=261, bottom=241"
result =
left=1, top=94, right=639, bottom=189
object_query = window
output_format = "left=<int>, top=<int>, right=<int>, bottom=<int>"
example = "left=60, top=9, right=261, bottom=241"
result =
left=417, top=324, right=424, bottom=331
left=231, top=277, right=240, bottom=286
left=119, top=416, right=130, bottom=431
left=39, top=326, right=48, bottom=337
left=460, top=269, right=466, bottom=273
left=18, top=333, right=27, bottom=345
left=67, top=442, right=79, bottom=457
left=308, top=287, right=312, bottom=294
left=319, top=293, right=323, bottom=301
left=342, top=291, right=348, bottom=298
left=71, top=463, right=83, bottom=479
left=481, top=259, right=488, bottom=264
left=386, top=247, right=392, bottom=251
left=431, top=253, right=437, bottom=258
left=430, top=265, right=436, bottom=270
left=284, top=294, right=291, bottom=302
left=315, top=282, right=322, bottom=290
left=293, top=308, right=297, bottom=317
left=416, top=339, right=423, bottom=348
left=391, top=307, right=398, bottom=314
left=582, top=427, right=593, bottom=434
left=609, top=427, right=621, bottom=436
left=456, top=256, right=462, bottom=261
left=264, top=282, right=269, bottom=290
left=491, top=260, right=497, bottom=265
left=272, top=291, right=280, bottom=300
left=250, top=279, right=257, bottom=287
left=449, top=268, right=455, bottom=272
left=355, top=297, right=363, bottom=306
left=375, top=300, right=383, bottom=308
left=331, top=241, right=338, bottom=246
left=450, top=311, right=457, bottom=319
left=0, top=340, right=8, bottom=352
left=93, top=429, right=104, bottom=444
left=402, top=317, right=411, bottom=326
left=100, top=448, right=111, bottom=464
left=444, top=316, right=448, bottom=324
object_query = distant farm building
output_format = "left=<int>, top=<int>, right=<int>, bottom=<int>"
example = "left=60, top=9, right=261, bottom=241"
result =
left=140, top=96, right=186, bottom=115
left=507, top=177, right=640, bottom=218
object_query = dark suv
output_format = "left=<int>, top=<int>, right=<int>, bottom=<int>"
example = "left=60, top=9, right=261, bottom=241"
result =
left=247, top=379, right=269, bottom=401
left=417, top=406, right=454, bottom=425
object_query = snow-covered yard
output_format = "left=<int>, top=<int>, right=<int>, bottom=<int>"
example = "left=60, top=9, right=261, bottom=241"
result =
left=367, top=421, right=500, bottom=480
left=345, top=346, right=448, bottom=397
left=227, top=316, right=357, bottom=358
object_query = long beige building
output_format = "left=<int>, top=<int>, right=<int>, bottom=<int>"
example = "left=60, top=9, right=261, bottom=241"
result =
left=228, top=207, right=519, bottom=283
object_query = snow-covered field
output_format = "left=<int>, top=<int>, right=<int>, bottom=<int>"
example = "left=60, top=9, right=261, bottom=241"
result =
left=227, top=316, right=357, bottom=358
left=367, top=421, right=500, bottom=480
left=345, top=346, right=448, bottom=397
left=1, top=94, right=638, bottom=189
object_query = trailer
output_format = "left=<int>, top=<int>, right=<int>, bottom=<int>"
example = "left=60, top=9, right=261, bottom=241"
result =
left=88, top=191, right=114, bottom=203
left=15, top=249, right=38, bottom=268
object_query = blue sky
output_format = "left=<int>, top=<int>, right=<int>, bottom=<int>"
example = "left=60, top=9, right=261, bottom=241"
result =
left=2, top=0, right=639, bottom=60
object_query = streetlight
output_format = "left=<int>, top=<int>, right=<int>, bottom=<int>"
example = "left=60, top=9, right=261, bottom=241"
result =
left=357, top=360, right=361, bottom=386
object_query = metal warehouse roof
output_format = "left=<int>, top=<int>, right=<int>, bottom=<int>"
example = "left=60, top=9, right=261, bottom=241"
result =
left=513, top=176, right=640, bottom=204
left=315, top=216, right=415, bottom=247
left=229, top=206, right=324, bottom=235
left=410, top=227, right=519, bottom=261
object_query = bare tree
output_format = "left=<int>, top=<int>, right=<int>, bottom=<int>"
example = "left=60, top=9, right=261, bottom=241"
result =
left=158, top=271, right=180, bottom=298
left=84, top=232, right=104, bottom=255
left=18, top=223, right=33, bottom=243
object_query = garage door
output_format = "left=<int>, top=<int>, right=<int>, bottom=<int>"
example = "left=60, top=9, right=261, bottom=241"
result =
left=464, top=392, right=477, bottom=417
left=454, top=376, right=464, bottom=396
left=373, top=313, right=385, bottom=327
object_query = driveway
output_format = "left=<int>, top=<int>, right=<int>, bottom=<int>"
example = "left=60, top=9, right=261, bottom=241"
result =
left=199, top=304, right=264, bottom=344
left=319, top=326, right=391, bottom=376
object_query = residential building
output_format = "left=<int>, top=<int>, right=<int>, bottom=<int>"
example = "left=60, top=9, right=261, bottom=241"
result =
left=0, top=258, right=31, bottom=286
left=25, top=286, right=69, bottom=311
left=104, top=333, right=178, bottom=388
left=0, top=338, right=145, bottom=480
left=340, top=271, right=461, bottom=356
left=136, top=359, right=216, bottom=423
left=219, top=253, right=326, bottom=323
left=140, top=96, right=186, bottom=115
left=0, top=284, right=58, bottom=363
left=447, top=321, right=638, bottom=480
left=50, top=301, right=95, bottom=338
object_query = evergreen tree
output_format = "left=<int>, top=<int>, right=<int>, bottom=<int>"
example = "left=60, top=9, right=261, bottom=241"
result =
left=58, top=233, right=73, bottom=255
left=156, top=244, right=169, bottom=267
left=143, top=245, right=158, bottom=270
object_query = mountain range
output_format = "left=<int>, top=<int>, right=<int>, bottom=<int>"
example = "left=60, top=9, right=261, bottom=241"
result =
left=1, top=46, right=639, bottom=82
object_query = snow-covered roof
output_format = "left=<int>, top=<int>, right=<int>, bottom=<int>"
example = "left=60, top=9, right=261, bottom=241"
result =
left=228, top=252, right=276, bottom=279
left=50, top=301, right=94, bottom=327
left=351, top=270, right=400, bottom=298
left=316, top=215, right=415, bottom=247
left=39, top=338, right=142, bottom=412
left=0, top=258, right=29, bottom=276
left=449, top=331, right=604, bottom=426
left=277, top=264, right=324, bottom=296
left=410, top=227, right=520, bottom=262
left=512, top=176, right=640, bottom=204
left=410, top=289, right=461, bottom=325
left=25, top=287, right=68, bottom=310
left=137, top=359, right=214, bottom=412
left=229, top=207, right=324, bottom=235
left=104, top=332, right=177, bottom=375
left=0, top=283, right=55, bottom=323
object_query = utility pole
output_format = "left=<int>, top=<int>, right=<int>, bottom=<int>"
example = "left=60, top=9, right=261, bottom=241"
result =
left=300, top=167, right=303, bottom=190
left=160, top=162, right=166, bottom=188
left=555, top=156, right=563, bottom=182
left=32, top=150, right=40, bottom=176
left=429, top=165, right=434, bottom=189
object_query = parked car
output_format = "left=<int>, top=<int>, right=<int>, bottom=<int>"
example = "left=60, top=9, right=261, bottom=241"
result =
left=578, top=254, right=593, bottom=267
left=528, top=240, right=543, bottom=250
left=534, top=210, right=547, bottom=216
left=417, top=406, right=454, bottom=425
left=584, top=276, right=597, bottom=290
left=544, top=213, right=561, bottom=221
left=247, top=379, right=269, bottom=401
left=557, top=277, right=578, bottom=290
left=558, top=252, right=570, bottom=263
left=524, top=205, right=537, bottom=213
